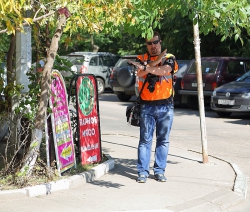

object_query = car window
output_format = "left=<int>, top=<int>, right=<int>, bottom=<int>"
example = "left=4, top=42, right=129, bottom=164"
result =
left=174, top=64, right=189, bottom=77
left=174, top=61, right=190, bottom=77
left=187, top=61, right=219, bottom=74
left=101, top=56, right=111, bottom=66
left=236, top=71, right=250, bottom=82
left=116, top=58, right=136, bottom=68
left=227, top=61, right=245, bottom=75
left=89, top=56, right=99, bottom=66
left=113, top=56, right=121, bottom=65
left=178, top=63, right=187, bottom=69
left=68, top=56, right=85, bottom=65
left=101, top=56, right=120, bottom=67
left=245, top=61, right=250, bottom=72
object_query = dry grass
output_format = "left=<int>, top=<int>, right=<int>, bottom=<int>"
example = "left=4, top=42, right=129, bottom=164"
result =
left=0, top=148, right=108, bottom=191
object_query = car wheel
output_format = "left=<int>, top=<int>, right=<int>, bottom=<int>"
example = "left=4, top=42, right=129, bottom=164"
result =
left=216, top=111, right=232, bottom=117
left=117, top=66, right=135, bottom=88
left=96, top=78, right=105, bottom=95
left=117, top=93, right=132, bottom=102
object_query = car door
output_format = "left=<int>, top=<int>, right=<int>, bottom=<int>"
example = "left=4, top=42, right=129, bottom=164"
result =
left=245, top=61, right=250, bottom=74
left=86, top=56, right=103, bottom=77
left=222, top=60, right=247, bottom=87
left=100, top=55, right=117, bottom=86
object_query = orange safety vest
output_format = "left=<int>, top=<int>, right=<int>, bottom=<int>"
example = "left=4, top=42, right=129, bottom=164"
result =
left=137, top=53, right=178, bottom=102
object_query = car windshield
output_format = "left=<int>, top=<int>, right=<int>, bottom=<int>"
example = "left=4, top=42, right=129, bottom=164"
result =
left=67, top=56, right=85, bottom=65
left=187, top=61, right=219, bottom=74
left=236, top=71, right=250, bottom=82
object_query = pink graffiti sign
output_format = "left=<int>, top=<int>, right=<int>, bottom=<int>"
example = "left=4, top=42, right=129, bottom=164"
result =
left=50, top=71, right=75, bottom=173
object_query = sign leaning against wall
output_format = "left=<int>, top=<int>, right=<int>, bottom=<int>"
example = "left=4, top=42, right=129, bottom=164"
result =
left=75, top=74, right=102, bottom=165
left=49, top=70, right=76, bottom=175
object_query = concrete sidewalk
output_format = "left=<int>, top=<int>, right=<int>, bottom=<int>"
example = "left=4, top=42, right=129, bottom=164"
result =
left=0, top=134, right=248, bottom=212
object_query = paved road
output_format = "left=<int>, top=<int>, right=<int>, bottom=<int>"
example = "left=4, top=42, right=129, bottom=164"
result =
left=0, top=92, right=249, bottom=211
left=99, top=93, right=250, bottom=211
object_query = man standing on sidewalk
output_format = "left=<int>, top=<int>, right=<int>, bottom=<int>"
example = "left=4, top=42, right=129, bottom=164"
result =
left=129, top=31, right=178, bottom=183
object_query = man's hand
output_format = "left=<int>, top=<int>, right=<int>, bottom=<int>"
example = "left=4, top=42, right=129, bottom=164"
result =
left=128, top=49, right=168, bottom=70
left=127, top=61, right=144, bottom=70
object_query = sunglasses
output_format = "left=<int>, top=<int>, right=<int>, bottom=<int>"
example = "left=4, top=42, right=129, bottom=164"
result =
left=146, top=40, right=160, bottom=45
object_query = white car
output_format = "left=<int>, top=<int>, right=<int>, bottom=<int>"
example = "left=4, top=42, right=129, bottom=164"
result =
left=65, top=52, right=120, bottom=94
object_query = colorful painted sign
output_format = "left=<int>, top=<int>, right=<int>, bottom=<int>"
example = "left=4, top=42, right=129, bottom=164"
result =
left=75, top=75, right=102, bottom=165
left=50, top=70, right=76, bottom=174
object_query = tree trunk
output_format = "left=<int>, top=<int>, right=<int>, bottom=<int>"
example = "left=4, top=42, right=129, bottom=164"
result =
left=6, top=34, right=16, bottom=109
left=21, top=14, right=67, bottom=176
left=7, top=34, right=17, bottom=159
left=193, top=16, right=209, bottom=164
left=91, top=34, right=99, bottom=52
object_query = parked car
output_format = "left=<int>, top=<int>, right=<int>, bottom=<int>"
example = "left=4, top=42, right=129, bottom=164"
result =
left=109, top=56, right=191, bottom=103
left=109, top=55, right=138, bottom=101
left=65, top=52, right=120, bottom=94
left=211, top=71, right=250, bottom=117
left=172, top=60, right=191, bottom=106
left=179, top=57, right=250, bottom=109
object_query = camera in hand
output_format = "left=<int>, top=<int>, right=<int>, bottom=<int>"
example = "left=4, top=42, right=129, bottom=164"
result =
left=147, top=74, right=159, bottom=93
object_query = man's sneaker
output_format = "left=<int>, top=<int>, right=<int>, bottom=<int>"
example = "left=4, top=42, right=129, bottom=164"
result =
left=154, top=174, right=167, bottom=182
left=137, top=174, right=147, bottom=183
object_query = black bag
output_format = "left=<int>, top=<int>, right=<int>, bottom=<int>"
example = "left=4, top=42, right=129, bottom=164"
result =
left=126, top=102, right=140, bottom=127
left=126, top=74, right=149, bottom=127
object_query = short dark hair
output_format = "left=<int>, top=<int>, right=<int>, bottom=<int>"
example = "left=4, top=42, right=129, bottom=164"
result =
left=146, top=31, right=161, bottom=41
left=153, top=31, right=161, bottom=40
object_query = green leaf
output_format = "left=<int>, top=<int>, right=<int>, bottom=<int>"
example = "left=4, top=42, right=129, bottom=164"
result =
left=221, top=35, right=226, bottom=41
left=234, top=33, right=239, bottom=42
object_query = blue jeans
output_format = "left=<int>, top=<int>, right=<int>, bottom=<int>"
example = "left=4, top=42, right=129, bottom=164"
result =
left=137, top=103, right=174, bottom=176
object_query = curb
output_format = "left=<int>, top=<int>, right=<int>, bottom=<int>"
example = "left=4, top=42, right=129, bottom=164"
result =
left=0, top=153, right=115, bottom=200
left=188, top=150, right=248, bottom=200
left=231, top=163, right=248, bottom=199
left=165, top=150, right=248, bottom=212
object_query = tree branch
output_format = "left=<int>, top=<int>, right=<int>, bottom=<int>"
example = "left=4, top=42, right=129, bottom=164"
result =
left=0, top=11, right=56, bottom=34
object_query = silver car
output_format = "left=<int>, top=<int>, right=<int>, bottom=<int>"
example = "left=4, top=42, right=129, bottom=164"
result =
left=66, top=52, right=120, bottom=94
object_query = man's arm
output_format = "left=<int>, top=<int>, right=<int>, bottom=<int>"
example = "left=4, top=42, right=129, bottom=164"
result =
left=137, top=65, right=172, bottom=77
left=129, top=49, right=173, bottom=77
left=147, top=49, right=167, bottom=67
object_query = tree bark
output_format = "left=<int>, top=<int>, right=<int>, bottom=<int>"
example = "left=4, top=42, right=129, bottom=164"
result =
left=21, top=14, right=67, bottom=175
left=7, top=34, right=17, bottom=159
left=91, top=34, right=99, bottom=52
left=193, top=16, right=209, bottom=164
left=6, top=34, right=16, bottom=109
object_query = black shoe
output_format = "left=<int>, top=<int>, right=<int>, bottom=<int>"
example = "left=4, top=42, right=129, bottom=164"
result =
left=154, top=174, right=167, bottom=182
left=137, top=174, right=147, bottom=183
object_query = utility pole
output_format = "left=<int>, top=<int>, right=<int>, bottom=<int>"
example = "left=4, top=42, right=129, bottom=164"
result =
left=16, top=26, right=32, bottom=93
left=12, top=10, right=32, bottom=156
